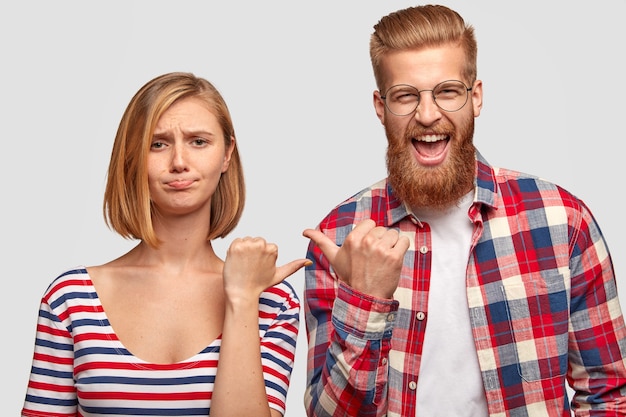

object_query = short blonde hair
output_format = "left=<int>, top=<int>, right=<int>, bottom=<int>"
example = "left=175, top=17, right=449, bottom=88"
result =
left=370, top=4, right=477, bottom=91
left=103, top=72, right=245, bottom=247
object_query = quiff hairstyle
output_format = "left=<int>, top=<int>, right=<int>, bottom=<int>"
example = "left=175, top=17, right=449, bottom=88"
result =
left=370, top=4, right=477, bottom=91
left=103, top=72, right=245, bottom=248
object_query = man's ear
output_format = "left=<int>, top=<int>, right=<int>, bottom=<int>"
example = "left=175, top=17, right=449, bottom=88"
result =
left=471, top=80, right=483, bottom=117
left=373, top=90, right=386, bottom=125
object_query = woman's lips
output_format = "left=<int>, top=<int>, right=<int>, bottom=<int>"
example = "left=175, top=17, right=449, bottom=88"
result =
left=167, top=179, right=194, bottom=189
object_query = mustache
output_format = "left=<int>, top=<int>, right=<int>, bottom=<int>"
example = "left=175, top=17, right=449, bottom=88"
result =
left=404, top=124, right=454, bottom=139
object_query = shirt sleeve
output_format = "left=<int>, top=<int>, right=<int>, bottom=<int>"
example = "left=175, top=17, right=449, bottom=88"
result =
left=22, top=296, right=78, bottom=417
left=567, top=202, right=626, bottom=415
left=304, top=234, right=398, bottom=417
left=260, top=282, right=301, bottom=415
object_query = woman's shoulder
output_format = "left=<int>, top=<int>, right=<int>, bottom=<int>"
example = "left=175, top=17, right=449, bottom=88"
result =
left=42, top=265, right=95, bottom=303
left=47, top=266, right=91, bottom=288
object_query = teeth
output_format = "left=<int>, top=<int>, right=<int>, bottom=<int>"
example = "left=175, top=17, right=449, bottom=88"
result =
left=418, top=134, right=446, bottom=143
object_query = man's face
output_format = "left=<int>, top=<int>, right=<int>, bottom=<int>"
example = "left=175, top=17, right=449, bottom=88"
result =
left=373, top=44, right=483, bottom=210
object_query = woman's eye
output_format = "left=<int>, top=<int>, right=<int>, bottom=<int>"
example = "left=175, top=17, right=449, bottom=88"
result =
left=193, top=138, right=208, bottom=146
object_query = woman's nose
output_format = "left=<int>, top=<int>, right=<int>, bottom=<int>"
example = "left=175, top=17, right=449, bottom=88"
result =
left=170, top=144, right=189, bottom=172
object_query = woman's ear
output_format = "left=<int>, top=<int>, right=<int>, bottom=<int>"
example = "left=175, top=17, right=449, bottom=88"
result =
left=222, top=136, right=236, bottom=173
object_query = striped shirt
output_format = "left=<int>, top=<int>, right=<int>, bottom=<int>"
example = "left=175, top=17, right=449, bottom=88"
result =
left=304, top=152, right=626, bottom=417
left=22, top=267, right=299, bottom=417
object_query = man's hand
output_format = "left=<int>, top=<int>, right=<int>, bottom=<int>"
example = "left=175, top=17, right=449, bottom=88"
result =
left=303, top=219, right=410, bottom=299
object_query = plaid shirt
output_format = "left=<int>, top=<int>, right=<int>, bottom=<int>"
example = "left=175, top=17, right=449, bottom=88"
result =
left=303, top=152, right=626, bottom=417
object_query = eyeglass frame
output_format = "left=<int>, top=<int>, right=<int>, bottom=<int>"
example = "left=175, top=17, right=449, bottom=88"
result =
left=380, top=80, right=473, bottom=115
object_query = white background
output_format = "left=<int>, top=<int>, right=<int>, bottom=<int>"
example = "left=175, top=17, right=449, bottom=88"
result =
left=3, top=1, right=625, bottom=415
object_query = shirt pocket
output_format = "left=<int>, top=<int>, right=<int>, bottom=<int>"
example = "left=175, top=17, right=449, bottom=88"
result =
left=501, top=273, right=569, bottom=382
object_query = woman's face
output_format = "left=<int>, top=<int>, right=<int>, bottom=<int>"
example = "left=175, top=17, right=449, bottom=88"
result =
left=147, top=97, right=234, bottom=218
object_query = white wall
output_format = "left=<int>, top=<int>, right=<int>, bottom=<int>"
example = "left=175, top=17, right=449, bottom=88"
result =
left=3, top=1, right=625, bottom=415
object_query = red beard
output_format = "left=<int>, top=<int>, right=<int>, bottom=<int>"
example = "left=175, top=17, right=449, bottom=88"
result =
left=385, top=117, right=476, bottom=210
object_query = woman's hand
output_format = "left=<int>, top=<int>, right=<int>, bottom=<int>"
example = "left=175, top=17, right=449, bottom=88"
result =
left=223, top=236, right=310, bottom=302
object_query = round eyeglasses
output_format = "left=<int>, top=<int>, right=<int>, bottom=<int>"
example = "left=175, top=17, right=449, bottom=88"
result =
left=381, top=80, right=472, bottom=115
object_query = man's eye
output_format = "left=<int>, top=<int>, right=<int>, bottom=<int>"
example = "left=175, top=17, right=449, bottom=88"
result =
left=151, top=141, right=164, bottom=149
left=436, top=89, right=461, bottom=98
left=391, top=91, right=418, bottom=103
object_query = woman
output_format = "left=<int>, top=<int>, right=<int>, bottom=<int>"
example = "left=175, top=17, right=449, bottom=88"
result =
left=22, top=72, right=308, bottom=417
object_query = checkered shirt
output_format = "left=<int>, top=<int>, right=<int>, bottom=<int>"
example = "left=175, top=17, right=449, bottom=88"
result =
left=303, top=152, right=626, bottom=417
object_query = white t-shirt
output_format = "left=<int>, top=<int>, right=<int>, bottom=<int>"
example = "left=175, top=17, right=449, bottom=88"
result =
left=413, top=192, right=488, bottom=416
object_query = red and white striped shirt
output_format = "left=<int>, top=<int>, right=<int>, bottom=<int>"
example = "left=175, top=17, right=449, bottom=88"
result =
left=22, top=267, right=300, bottom=416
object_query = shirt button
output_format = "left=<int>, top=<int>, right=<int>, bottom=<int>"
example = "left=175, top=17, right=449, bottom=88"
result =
left=416, top=311, right=426, bottom=321
left=409, top=381, right=417, bottom=390
left=382, top=358, right=388, bottom=365
left=419, top=245, right=428, bottom=254
left=387, top=313, right=395, bottom=322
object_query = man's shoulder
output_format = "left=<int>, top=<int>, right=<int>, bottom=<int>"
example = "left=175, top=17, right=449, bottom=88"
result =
left=317, top=178, right=395, bottom=230
left=489, top=166, right=587, bottom=216
left=328, top=178, right=388, bottom=209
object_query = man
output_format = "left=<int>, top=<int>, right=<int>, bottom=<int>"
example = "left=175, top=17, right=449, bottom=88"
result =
left=302, top=4, right=626, bottom=417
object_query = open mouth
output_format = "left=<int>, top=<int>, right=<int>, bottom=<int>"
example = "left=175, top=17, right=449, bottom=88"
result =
left=413, top=134, right=449, bottom=159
